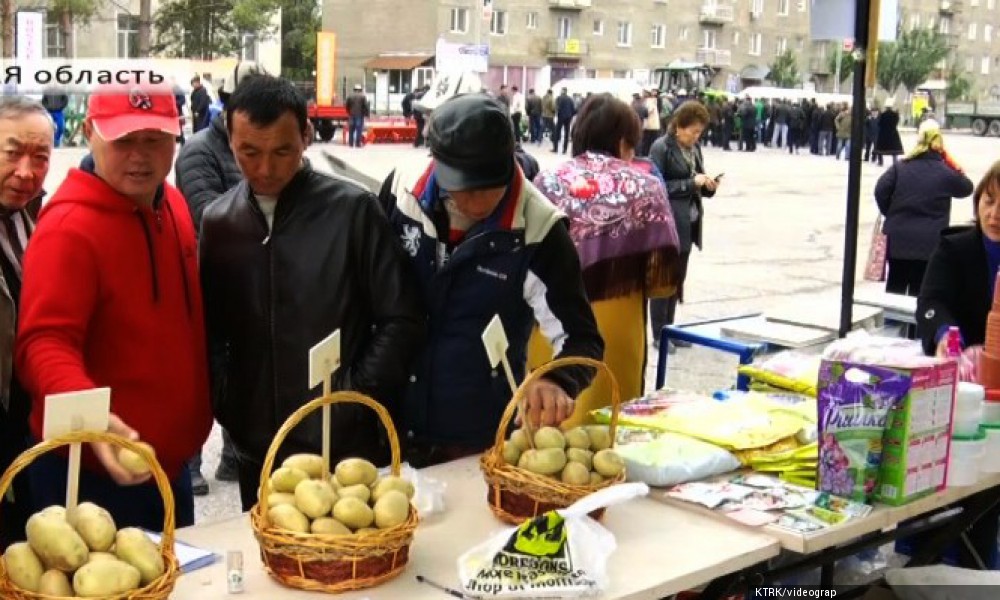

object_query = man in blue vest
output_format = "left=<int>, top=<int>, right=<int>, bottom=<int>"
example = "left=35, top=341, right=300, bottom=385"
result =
left=378, top=93, right=603, bottom=467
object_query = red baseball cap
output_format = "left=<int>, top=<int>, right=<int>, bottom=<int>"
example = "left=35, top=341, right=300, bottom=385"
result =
left=86, top=83, right=180, bottom=141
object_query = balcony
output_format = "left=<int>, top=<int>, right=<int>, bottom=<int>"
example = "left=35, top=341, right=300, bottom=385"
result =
left=547, top=38, right=589, bottom=59
left=695, top=47, right=732, bottom=67
left=699, top=4, right=735, bottom=24
left=939, top=0, right=960, bottom=14
left=809, top=57, right=831, bottom=75
left=548, top=0, right=591, bottom=10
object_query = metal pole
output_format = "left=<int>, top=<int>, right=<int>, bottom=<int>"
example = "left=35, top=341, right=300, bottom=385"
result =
left=834, top=43, right=842, bottom=94
left=839, top=0, right=875, bottom=337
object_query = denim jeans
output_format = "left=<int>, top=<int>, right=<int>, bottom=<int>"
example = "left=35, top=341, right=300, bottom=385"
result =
left=348, top=116, right=365, bottom=147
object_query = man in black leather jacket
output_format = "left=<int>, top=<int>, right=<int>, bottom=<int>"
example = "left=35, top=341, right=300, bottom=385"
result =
left=199, top=75, right=426, bottom=510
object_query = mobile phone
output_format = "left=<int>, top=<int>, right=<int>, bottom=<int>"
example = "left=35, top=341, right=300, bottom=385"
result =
left=713, top=173, right=725, bottom=182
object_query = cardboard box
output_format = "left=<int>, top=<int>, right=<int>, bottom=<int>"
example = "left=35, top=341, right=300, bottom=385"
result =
left=876, top=360, right=957, bottom=506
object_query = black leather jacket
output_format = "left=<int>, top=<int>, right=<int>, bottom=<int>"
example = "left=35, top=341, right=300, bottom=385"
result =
left=199, top=162, right=426, bottom=465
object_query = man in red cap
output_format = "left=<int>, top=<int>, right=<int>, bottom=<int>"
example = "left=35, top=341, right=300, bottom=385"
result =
left=15, top=83, right=212, bottom=530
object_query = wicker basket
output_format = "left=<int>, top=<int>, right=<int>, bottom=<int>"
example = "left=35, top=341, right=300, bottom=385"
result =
left=481, top=356, right=624, bottom=524
left=250, top=391, right=418, bottom=593
left=0, top=431, right=180, bottom=600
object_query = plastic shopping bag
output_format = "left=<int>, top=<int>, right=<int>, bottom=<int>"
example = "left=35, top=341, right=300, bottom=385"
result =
left=457, top=483, right=650, bottom=598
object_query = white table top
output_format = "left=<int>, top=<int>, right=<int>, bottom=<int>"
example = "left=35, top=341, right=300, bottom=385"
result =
left=172, top=457, right=780, bottom=599
left=652, top=473, right=1000, bottom=555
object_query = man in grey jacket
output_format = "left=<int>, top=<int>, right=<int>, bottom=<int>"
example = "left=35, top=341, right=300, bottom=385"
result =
left=0, top=97, right=53, bottom=547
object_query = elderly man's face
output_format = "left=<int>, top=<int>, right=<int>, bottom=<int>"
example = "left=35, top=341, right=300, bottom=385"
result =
left=0, top=113, right=53, bottom=211
left=84, top=122, right=175, bottom=205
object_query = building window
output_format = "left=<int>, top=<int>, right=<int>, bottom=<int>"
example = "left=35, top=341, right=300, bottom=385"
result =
left=732, top=31, right=741, bottom=45
left=651, top=24, right=665, bottom=48
left=490, top=10, right=507, bottom=35
left=797, top=0, right=807, bottom=11
left=971, top=0, right=980, bottom=6
left=116, top=14, right=139, bottom=58
left=909, top=13, right=921, bottom=31
left=558, top=16, right=572, bottom=39
left=613, top=69, right=631, bottom=78
left=414, top=67, right=434, bottom=89
left=986, top=24, right=994, bottom=42
left=939, top=17, right=951, bottom=35
left=751, top=0, right=764, bottom=16
left=989, top=0, right=996, bottom=10
left=778, top=0, right=789, bottom=16
left=679, top=26, right=689, bottom=41
left=240, top=33, right=257, bottom=62
left=526, top=11, right=538, bottom=30
left=969, top=22, right=978, bottom=41
left=749, top=32, right=762, bottom=55
left=775, top=36, right=787, bottom=55
left=703, top=29, right=717, bottom=48
left=45, top=11, right=66, bottom=58
left=450, top=7, right=468, bottom=33
left=617, top=21, right=632, bottom=47
left=593, top=19, right=603, bottom=36
left=982, top=56, right=990, bottom=74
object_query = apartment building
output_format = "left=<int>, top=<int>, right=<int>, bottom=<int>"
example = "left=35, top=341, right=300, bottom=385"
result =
left=325, top=0, right=1000, bottom=101
left=22, top=0, right=281, bottom=77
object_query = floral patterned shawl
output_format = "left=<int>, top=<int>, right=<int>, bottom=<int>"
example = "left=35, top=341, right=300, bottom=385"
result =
left=534, top=152, right=680, bottom=301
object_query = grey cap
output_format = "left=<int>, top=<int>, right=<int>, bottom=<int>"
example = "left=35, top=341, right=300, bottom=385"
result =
left=427, top=93, right=514, bottom=191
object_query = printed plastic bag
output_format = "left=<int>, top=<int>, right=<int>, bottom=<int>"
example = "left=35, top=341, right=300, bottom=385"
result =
left=457, top=483, right=649, bottom=598
left=615, top=432, right=741, bottom=487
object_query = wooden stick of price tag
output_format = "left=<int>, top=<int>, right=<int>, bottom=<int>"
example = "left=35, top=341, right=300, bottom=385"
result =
left=482, top=315, right=534, bottom=441
left=43, top=388, right=111, bottom=512
left=309, top=330, right=342, bottom=480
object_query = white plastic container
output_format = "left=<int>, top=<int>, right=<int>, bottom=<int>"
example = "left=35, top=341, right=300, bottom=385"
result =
left=980, top=424, right=1000, bottom=474
left=984, top=402, right=1000, bottom=424
left=949, top=431, right=985, bottom=487
left=953, top=382, right=985, bottom=436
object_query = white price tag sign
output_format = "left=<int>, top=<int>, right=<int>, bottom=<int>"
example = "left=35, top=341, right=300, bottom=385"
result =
left=482, top=314, right=509, bottom=368
left=308, top=330, right=341, bottom=389
left=42, top=387, right=111, bottom=440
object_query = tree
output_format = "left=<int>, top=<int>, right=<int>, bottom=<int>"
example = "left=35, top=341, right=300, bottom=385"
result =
left=153, top=0, right=280, bottom=60
left=769, top=50, right=800, bottom=88
left=2, top=0, right=13, bottom=58
left=279, top=0, right=320, bottom=81
left=827, top=49, right=856, bottom=84
left=139, top=0, right=151, bottom=57
left=947, top=65, right=973, bottom=101
left=876, top=27, right=950, bottom=94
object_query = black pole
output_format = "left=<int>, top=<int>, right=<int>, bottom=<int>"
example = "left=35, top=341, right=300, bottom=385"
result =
left=839, top=0, right=874, bottom=338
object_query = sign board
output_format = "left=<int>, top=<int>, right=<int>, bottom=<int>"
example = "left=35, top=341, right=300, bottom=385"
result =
left=16, top=11, right=44, bottom=63
left=316, top=32, right=336, bottom=106
left=308, top=330, right=341, bottom=389
left=43, top=388, right=111, bottom=440
left=435, top=38, right=489, bottom=74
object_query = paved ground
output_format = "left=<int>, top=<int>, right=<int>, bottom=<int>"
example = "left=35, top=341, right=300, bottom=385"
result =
left=40, top=128, right=999, bottom=523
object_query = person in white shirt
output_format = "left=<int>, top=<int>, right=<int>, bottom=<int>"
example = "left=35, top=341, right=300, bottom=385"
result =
left=510, top=86, right=525, bottom=143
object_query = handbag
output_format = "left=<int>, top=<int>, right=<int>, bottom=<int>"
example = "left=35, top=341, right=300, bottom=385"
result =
left=863, top=215, right=888, bottom=282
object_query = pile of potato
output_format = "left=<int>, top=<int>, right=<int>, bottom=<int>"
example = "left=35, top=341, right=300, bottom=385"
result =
left=502, top=425, right=626, bottom=485
left=266, top=454, right=414, bottom=535
left=2, top=503, right=165, bottom=597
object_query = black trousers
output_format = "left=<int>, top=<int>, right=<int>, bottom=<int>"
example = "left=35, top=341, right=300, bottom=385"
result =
left=649, top=251, right=692, bottom=342
left=553, top=118, right=572, bottom=153
left=885, top=257, right=928, bottom=297
left=511, top=112, right=523, bottom=142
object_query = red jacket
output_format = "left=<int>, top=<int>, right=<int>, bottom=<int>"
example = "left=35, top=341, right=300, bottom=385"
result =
left=16, top=168, right=212, bottom=480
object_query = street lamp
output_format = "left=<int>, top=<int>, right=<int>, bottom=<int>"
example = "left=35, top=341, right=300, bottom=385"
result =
left=371, top=70, right=379, bottom=115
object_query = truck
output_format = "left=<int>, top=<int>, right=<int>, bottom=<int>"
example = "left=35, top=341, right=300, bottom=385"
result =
left=652, top=60, right=715, bottom=94
left=945, top=101, right=1000, bottom=136
left=295, top=80, right=350, bottom=142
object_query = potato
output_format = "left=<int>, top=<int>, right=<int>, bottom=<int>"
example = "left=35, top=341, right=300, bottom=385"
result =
left=267, top=504, right=310, bottom=533
left=509, top=429, right=531, bottom=452
left=371, top=476, right=415, bottom=502
left=332, top=497, right=374, bottom=530
left=502, top=443, right=521, bottom=466
left=561, top=461, right=591, bottom=485
left=566, top=448, right=594, bottom=471
left=355, top=527, right=380, bottom=535
left=593, top=449, right=625, bottom=478
left=87, top=552, right=117, bottom=563
left=282, top=453, right=325, bottom=479
left=267, top=492, right=297, bottom=507
left=329, top=474, right=343, bottom=491
left=338, top=483, right=371, bottom=504
left=517, top=448, right=567, bottom=476
left=373, top=490, right=410, bottom=529
left=310, top=518, right=352, bottom=535
left=585, top=425, right=612, bottom=451
left=533, top=427, right=566, bottom=450
left=335, top=458, right=377, bottom=487
left=270, top=467, right=309, bottom=494
left=26, top=512, right=89, bottom=572
left=38, top=569, right=73, bottom=596
left=38, top=506, right=66, bottom=520
left=564, top=427, right=591, bottom=450
left=115, top=527, right=164, bottom=586
left=3, top=542, right=43, bottom=591
left=68, top=502, right=117, bottom=552
left=72, top=559, right=141, bottom=597
left=294, top=479, right=336, bottom=519
left=590, top=472, right=605, bottom=485
left=117, top=442, right=156, bottom=476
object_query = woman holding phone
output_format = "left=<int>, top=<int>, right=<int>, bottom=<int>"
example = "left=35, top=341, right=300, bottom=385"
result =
left=649, top=101, right=720, bottom=351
